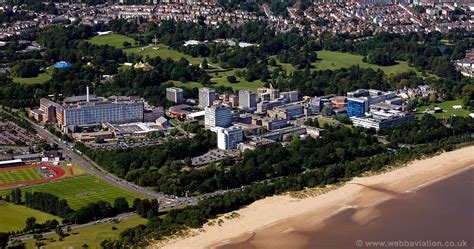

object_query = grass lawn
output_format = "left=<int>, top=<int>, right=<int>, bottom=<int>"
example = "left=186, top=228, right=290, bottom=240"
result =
left=415, top=99, right=470, bottom=119
left=88, top=34, right=136, bottom=49
left=0, top=201, right=61, bottom=232
left=124, top=44, right=207, bottom=65
left=12, top=67, right=53, bottom=85
left=23, top=215, right=147, bottom=248
left=274, top=50, right=435, bottom=77
left=0, top=174, right=147, bottom=210
left=0, top=167, right=43, bottom=185
left=170, top=68, right=264, bottom=92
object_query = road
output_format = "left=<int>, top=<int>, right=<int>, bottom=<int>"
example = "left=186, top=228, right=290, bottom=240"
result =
left=4, top=110, right=247, bottom=243
left=19, top=113, right=243, bottom=208
left=12, top=212, right=137, bottom=242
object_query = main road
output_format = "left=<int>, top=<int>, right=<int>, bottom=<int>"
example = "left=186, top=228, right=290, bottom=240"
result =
left=27, top=120, right=181, bottom=207
left=18, top=112, right=242, bottom=209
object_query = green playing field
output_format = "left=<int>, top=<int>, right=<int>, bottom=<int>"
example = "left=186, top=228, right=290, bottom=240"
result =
left=0, top=174, right=147, bottom=210
left=0, top=167, right=43, bottom=185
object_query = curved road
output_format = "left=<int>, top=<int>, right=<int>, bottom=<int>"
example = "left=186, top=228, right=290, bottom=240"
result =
left=28, top=121, right=181, bottom=206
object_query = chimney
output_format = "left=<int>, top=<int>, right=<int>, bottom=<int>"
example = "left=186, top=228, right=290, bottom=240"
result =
left=86, top=87, right=90, bottom=102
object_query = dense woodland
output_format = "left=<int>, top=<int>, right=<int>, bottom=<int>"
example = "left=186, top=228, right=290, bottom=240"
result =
left=75, top=129, right=217, bottom=188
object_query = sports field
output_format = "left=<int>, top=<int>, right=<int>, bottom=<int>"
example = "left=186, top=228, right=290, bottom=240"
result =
left=0, top=167, right=43, bottom=185
left=0, top=174, right=146, bottom=210
left=0, top=201, right=61, bottom=232
left=23, top=215, right=147, bottom=248
left=88, top=34, right=136, bottom=49
left=0, top=165, right=65, bottom=187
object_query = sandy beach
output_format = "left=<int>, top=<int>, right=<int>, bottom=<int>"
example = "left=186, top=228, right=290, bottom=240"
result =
left=156, top=146, right=474, bottom=249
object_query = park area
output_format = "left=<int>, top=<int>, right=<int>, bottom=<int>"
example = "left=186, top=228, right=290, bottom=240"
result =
left=12, top=66, right=53, bottom=85
left=415, top=100, right=470, bottom=119
left=0, top=201, right=61, bottom=232
left=0, top=174, right=146, bottom=210
left=88, top=34, right=136, bottom=49
left=0, top=165, right=65, bottom=187
left=23, top=215, right=147, bottom=248
left=88, top=34, right=434, bottom=92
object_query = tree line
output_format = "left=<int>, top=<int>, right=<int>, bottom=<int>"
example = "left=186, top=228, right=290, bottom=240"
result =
left=101, top=133, right=473, bottom=248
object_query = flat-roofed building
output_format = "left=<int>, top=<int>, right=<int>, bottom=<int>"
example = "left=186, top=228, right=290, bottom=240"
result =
left=267, top=104, right=304, bottom=120
left=61, top=101, right=143, bottom=129
left=216, top=126, right=243, bottom=150
left=205, top=105, right=232, bottom=129
left=199, top=87, right=217, bottom=108
left=166, top=87, right=184, bottom=104
left=239, top=90, right=257, bottom=109
left=350, top=110, right=414, bottom=130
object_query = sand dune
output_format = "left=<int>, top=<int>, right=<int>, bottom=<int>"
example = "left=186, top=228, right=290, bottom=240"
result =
left=156, top=146, right=474, bottom=249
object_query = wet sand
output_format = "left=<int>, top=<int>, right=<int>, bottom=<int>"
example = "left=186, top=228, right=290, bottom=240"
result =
left=219, top=168, right=474, bottom=249
left=157, top=146, right=474, bottom=249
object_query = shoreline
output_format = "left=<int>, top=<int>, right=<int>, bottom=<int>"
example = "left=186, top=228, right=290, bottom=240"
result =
left=156, top=146, right=474, bottom=249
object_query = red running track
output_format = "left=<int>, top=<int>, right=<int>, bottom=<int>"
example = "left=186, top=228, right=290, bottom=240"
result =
left=0, top=164, right=66, bottom=187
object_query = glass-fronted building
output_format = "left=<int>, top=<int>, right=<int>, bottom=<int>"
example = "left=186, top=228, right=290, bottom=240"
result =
left=63, top=102, right=144, bottom=127
left=347, top=98, right=367, bottom=117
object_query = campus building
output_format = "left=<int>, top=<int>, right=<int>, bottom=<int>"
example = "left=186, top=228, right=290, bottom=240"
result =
left=350, top=110, right=414, bottom=130
left=239, top=90, right=257, bottom=109
left=199, top=87, right=217, bottom=108
left=166, top=87, right=184, bottom=104
left=61, top=101, right=144, bottom=129
left=267, top=104, right=304, bottom=120
left=347, top=89, right=396, bottom=117
left=204, top=105, right=232, bottom=128
left=30, top=88, right=144, bottom=132
left=216, top=126, right=243, bottom=150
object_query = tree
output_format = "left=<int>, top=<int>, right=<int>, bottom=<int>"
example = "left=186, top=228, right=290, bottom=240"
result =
left=122, top=41, right=132, bottom=48
left=12, top=60, right=41, bottom=78
left=94, top=136, right=105, bottom=144
left=0, top=233, right=8, bottom=249
left=25, top=217, right=36, bottom=232
left=227, top=75, right=237, bottom=83
left=113, top=198, right=129, bottom=214
left=321, top=106, right=333, bottom=116
left=201, top=59, right=209, bottom=70
left=55, top=227, right=64, bottom=240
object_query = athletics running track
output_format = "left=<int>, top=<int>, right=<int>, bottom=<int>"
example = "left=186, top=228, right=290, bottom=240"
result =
left=0, top=164, right=66, bottom=187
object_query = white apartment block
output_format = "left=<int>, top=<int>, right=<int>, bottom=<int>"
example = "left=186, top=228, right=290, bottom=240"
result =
left=217, top=126, right=243, bottom=150
left=199, top=87, right=217, bottom=108
left=204, top=105, right=232, bottom=128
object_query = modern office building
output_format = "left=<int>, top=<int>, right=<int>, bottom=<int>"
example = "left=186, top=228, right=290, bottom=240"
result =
left=262, top=118, right=288, bottom=130
left=199, top=87, right=217, bottom=108
left=239, top=90, right=257, bottom=109
left=166, top=87, right=184, bottom=104
left=350, top=110, right=414, bottom=130
left=267, top=104, right=304, bottom=120
left=61, top=101, right=143, bottom=129
left=347, top=98, right=368, bottom=117
left=204, top=105, right=232, bottom=128
left=31, top=88, right=144, bottom=132
left=216, top=126, right=243, bottom=150
left=347, top=89, right=396, bottom=117
left=280, top=91, right=299, bottom=103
